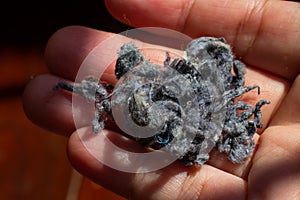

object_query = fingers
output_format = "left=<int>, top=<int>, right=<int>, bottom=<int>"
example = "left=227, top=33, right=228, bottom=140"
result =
left=44, top=26, right=191, bottom=83
left=26, top=26, right=290, bottom=150
left=269, top=75, right=300, bottom=127
left=23, top=74, right=75, bottom=136
left=24, top=26, right=114, bottom=136
left=45, top=26, right=114, bottom=81
left=23, top=73, right=113, bottom=136
left=248, top=127, right=300, bottom=199
left=248, top=75, right=300, bottom=199
left=105, top=0, right=300, bottom=80
left=68, top=128, right=247, bottom=200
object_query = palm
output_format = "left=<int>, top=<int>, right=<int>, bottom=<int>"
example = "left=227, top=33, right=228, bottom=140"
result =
left=23, top=0, right=300, bottom=199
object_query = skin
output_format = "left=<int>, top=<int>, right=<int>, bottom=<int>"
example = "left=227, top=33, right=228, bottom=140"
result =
left=22, top=0, right=300, bottom=199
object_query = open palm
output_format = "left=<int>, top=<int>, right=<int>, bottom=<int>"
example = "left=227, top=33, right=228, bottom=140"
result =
left=23, top=0, right=300, bottom=199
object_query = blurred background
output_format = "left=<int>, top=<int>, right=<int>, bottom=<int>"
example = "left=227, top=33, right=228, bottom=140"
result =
left=0, top=1, right=129, bottom=199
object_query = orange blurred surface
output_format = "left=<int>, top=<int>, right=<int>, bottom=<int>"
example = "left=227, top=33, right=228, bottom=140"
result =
left=0, top=48, right=47, bottom=89
left=0, top=48, right=126, bottom=199
left=0, top=97, right=71, bottom=200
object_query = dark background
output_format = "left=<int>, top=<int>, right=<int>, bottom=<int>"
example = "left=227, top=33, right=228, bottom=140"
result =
left=0, top=0, right=129, bottom=48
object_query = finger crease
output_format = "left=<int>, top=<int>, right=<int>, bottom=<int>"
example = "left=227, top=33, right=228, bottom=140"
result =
left=178, top=171, right=204, bottom=200
left=233, top=0, right=269, bottom=59
left=259, top=126, right=300, bottom=160
left=179, top=0, right=196, bottom=34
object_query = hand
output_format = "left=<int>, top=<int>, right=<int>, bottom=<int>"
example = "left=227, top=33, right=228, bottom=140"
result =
left=23, top=0, right=300, bottom=199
